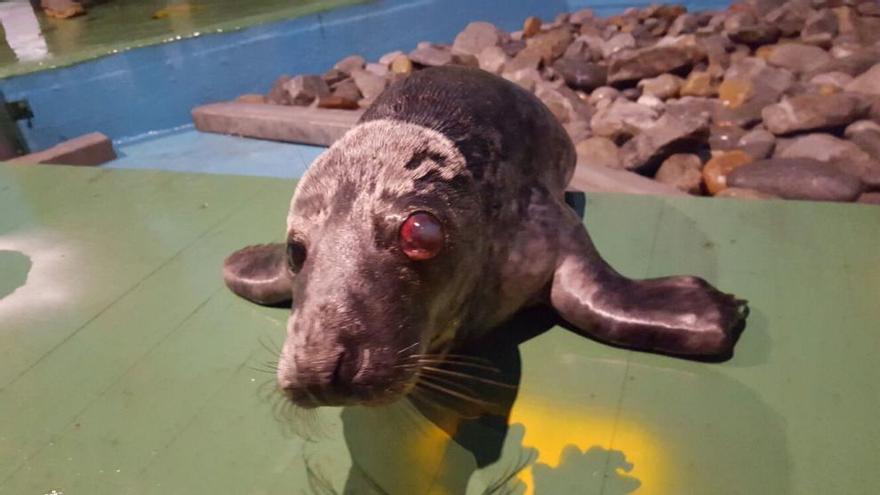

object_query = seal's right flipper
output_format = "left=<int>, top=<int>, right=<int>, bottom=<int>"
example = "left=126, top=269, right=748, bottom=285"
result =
left=549, top=208, right=748, bottom=360
left=223, top=244, right=293, bottom=306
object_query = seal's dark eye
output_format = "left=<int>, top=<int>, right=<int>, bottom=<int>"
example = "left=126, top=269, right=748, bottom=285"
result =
left=287, top=240, right=307, bottom=273
left=400, top=212, right=444, bottom=261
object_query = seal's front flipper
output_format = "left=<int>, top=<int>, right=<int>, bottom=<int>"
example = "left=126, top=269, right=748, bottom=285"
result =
left=223, top=244, right=293, bottom=306
left=550, top=209, right=748, bottom=359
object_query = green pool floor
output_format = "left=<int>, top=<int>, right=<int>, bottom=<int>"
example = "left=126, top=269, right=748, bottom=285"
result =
left=1, top=164, right=878, bottom=494
left=0, top=0, right=360, bottom=78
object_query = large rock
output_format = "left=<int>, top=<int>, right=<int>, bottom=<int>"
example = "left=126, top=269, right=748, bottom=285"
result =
left=765, top=43, right=832, bottom=74
left=590, top=99, right=659, bottom=141
left=334, top=55, right=366, bottom=74
left=638, top=74, right=684, bottom=100
left=477, top=46, right=509, bottom=74
left=350, top=69, right=387, bottom=102
left=536, top=85, right=593, bottom=123
left=267, top=75, right=293, bottom=105
left=845, top=64, right=880, bottom=96
left=409, top=43, right=454, bottom=66
left=801, top=9, right=838, bottom=46
left=452, top=22, right=507, bottom=56
left=725, top=12, right=781, bottom=46
left=285, top=75, right=329, bottom=106
left=738, top=128, right=776, bottom=159
left=762, top=93, right=868, bottom=135
left=552, top=58, right=607, bottom=91
left=845, top=120, right=880, bottom=160
left=708, top=125, right=746, bottom=152
left=703, top=150, right=754, bottom=194
left=763, top=0, right=810, bottom=37
left=520, top=28, right=574, bottom=66
left=575, top=137, right=622, bottom=169
left=620, top=111, right=710, bottom=173
left=607, top=35, right=706, bottom=83
left=655, top=153, right=704, bottom=193
left=776, top=133, right=880, bottom=187
left=727, top=158, right=863, bottom=201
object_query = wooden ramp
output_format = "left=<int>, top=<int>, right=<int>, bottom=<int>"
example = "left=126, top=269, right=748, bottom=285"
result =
left=0, top=164, right=877, bottom=494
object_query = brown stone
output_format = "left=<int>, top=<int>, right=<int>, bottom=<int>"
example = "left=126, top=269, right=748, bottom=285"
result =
left=523, top=16, right=543, bottom=38
left=409, top=43, right=454, bottom=67
left=776, top=133, right=880, bottom=187
left=762, top=93, right=868, bottom=135
left=607, top=35, right=706, bottom=83
left=727, top=158, right=863, bottom=201
left=620, top=111, right=710, bottom=173
left=350, top=70, right=387, bottom=103
left=845, top=64, right=880, bottom=96
left=638, top=74, right=684, bottom=100
left=765, top=43, right=832, bottom=74
left=267, top=75, right=292, bottom=105
left=702, top=150, right=755, bottom=194
left=390, top=55, right=414, bottom=75
left=655, top=153, right=704, bottom=194
left=524, top=28, right=574, bottom=65
left=590, top=99, right=660, bottom=141
left=477, top=46, right=509, bottom=74
left=285, top=75, right=329, bottom=106
left=680, top=71, right=717, bottom=97
left=333, top=55, right=366, bottom=74
left=575, top=137, right=622, bottom=169
left=453, top=22, right=507, bottom=56
left=718, top=78, right=754, bottom=108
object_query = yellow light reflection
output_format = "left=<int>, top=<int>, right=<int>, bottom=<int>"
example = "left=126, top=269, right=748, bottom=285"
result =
left=509, top=399, right=666, bottom=494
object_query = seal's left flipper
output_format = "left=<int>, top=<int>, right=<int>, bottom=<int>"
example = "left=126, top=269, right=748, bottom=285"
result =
left=223, top=244, right=293, bottom=306
left=550, top=207, right=748, bottom=359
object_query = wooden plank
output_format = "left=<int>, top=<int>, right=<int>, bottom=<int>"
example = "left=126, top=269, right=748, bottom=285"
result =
left=192, top=102, right=363, bottom=147
left=7, top=132, right=116, bottom=166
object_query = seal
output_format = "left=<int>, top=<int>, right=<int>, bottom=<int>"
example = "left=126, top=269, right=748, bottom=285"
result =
left=223, top=66, right=748, bottom=408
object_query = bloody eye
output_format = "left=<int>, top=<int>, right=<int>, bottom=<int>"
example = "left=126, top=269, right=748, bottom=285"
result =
left=399, top=212, right=444, bottom=260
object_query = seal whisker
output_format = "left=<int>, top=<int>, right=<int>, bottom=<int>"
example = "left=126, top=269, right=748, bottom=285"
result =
left=410, top=353, right=495, bottom=365
left=397, top=341, right=420, bottom=355
left=414, top=358, right=500, bottom=373
left=415, top=376, right=495, bottom=408
left=417, top=372, right=480, bottom=398
left=419, top=366, right=517, bottom=389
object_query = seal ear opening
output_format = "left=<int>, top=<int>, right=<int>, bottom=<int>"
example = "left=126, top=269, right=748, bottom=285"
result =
left=222, top=243, right=293, bottom=307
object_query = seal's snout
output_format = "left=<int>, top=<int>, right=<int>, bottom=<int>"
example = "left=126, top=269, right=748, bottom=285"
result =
left=278, top=343, right=416, bottom=407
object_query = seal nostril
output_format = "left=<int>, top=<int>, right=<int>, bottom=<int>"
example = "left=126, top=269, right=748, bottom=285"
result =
left=331, top=350, right=347, bottom=388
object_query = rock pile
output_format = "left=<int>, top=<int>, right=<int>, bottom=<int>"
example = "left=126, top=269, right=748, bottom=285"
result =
left=244, top=0, right=880, bottom=204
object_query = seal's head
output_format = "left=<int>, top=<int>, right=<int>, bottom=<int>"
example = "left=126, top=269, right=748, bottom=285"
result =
left=275, top=120, right=485, bottom=407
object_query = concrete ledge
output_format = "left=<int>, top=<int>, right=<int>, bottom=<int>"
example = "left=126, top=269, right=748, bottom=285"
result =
left=7, top=132, right=116, bottom=166
left=567, top=161, right=687, bottom=197
left=192, top=102, right=363, bottom=147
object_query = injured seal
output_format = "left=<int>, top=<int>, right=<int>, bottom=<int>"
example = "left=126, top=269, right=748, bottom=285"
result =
left=224, top=66, right=748, bottom=407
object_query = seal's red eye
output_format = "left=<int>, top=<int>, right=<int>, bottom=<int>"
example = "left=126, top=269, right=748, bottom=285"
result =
left=400, top=212, right=444, bottom=260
